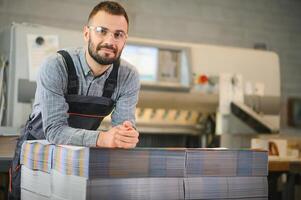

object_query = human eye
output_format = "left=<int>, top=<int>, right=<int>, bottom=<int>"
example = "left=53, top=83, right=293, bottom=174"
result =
left=95, top=27, right=108, bottom=35
left=114, top=31, right=125, bottom=39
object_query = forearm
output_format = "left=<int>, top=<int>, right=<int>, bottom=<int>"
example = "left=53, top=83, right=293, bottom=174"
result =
left=45, top=124, right=99, bottom=147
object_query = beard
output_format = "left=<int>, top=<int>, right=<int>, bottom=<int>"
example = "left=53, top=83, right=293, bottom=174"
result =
left=88, top=39, right=120, bottom=65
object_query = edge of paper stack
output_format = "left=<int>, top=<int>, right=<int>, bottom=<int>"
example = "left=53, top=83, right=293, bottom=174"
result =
left=20, top=140, right=268, bottom=200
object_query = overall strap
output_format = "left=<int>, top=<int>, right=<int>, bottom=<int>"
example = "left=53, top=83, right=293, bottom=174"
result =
left=57, top=50, right=79, bottom=95
left=102, top=59, right=120, bottom=98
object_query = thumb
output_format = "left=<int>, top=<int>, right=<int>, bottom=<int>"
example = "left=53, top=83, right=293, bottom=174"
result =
left=123, top=121, right=133, bottom=129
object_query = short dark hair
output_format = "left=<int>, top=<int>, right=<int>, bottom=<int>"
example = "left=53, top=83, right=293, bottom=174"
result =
left=88, top=1, right=129, bottom=25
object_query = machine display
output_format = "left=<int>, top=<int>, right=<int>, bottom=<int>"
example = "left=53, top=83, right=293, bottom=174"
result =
left=122, top=45, right=158, bottom=82
left=122, top=43, right=191, bottom=89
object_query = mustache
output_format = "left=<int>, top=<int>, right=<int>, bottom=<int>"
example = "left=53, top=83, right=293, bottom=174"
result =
left=96, top=44, right=117, bottom=53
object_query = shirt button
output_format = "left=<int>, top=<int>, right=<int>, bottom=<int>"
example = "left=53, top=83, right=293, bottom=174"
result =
left=28, top=126, right=33, bottom=130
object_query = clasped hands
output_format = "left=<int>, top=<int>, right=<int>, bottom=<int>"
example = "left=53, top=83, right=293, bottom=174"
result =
left=96, top=121, right=139, bottom=148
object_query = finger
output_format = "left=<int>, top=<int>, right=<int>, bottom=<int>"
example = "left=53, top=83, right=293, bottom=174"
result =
left=123, top=121, right=133, bottom=128
left=117, top=123, right=134, bottom=131
left=115, top=134, right=139, bottom=144
left=114, top=139, right=137, bottom=149
left=117, top=125, right=132, bottom=131
left=124, top=143, right=136, bottom=149
left=116, top=129, right=139, bottom=138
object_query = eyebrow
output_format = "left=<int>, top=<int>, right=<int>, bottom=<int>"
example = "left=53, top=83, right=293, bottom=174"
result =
left=114, top=29, right=126, bottom=33
left=96, top=26, right=126, bottom=34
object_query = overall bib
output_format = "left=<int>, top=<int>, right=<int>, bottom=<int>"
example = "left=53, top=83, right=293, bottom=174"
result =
left=8, top=50, right=119, bottom=200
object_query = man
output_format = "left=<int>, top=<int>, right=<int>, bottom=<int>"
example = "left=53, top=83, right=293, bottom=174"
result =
left=9, top=1, right=140, bottom=199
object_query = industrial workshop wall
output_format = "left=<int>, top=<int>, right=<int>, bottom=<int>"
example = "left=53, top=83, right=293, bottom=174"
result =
left=0, top=0, right=300, bottom=99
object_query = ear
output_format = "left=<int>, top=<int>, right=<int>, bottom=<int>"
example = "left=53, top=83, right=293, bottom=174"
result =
left=83, top=26, right=89, bottom=42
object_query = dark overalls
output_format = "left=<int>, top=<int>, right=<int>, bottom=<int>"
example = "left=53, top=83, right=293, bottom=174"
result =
left=8, top=50, right=120, bottom=200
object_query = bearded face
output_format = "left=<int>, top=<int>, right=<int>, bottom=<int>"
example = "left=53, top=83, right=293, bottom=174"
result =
left=88, top=37, right=122, bottom=65
left=84, top=11, right=128, bottom=66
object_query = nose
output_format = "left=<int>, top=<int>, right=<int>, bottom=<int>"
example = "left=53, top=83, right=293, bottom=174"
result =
left=103, top=32, right=116, bottom=43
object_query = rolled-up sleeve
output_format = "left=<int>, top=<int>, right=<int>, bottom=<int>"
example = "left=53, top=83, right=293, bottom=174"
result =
left=37, top=54, right=99, bottom=147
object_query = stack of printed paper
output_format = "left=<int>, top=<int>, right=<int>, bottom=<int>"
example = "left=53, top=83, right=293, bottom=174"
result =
left=20, top=140, right=54, bottom=200
left=20, top=140, right=268, bottom=200
left=185, top=148, right=268, bottom=199
left=52, top=169, right=184, bottom=200
left=186, top=148, right=268, bottom=176
left=52, top=146, right=186, bottom=178
left=20, top=140, right=54, bottom=172
left=51, top=146, right=186, bottom=199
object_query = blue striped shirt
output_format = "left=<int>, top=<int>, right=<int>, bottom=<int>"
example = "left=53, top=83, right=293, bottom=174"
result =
left=31, top=47, right=140, bottom=147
